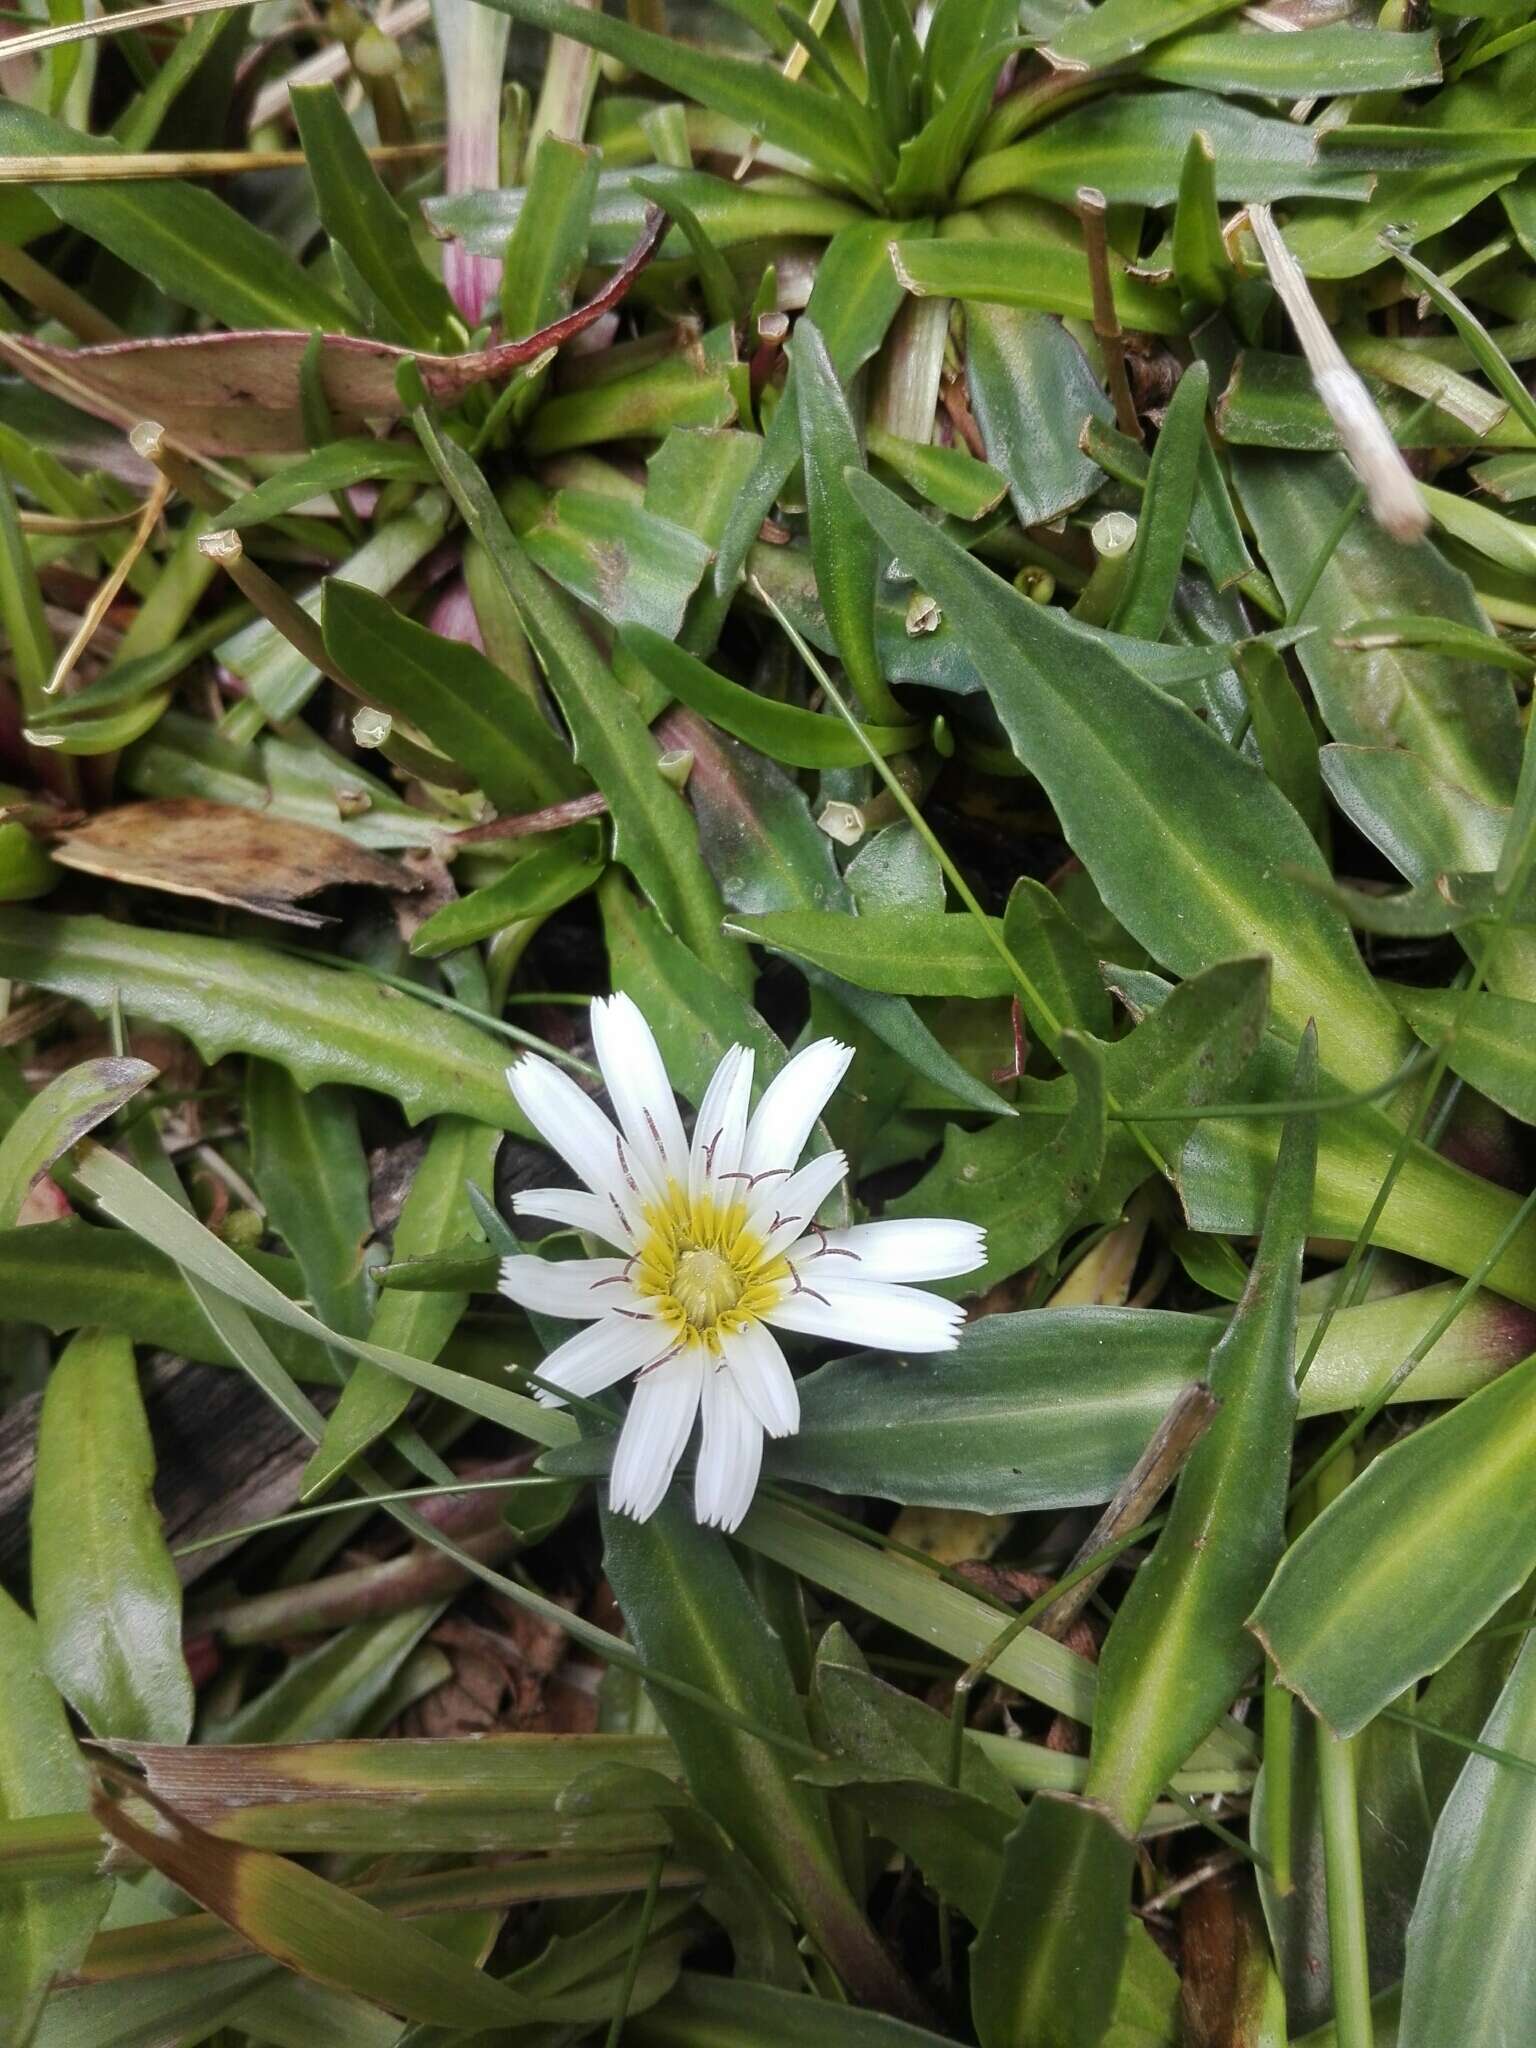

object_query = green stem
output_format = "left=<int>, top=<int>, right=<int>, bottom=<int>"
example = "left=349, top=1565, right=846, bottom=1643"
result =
left=1317, top=1724, right=1374, bottom=2048
left=1264, top=1668, right=1294, bottom=1897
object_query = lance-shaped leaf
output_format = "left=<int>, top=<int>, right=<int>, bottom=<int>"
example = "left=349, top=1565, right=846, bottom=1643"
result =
left=0, top=912, right=530, bottom=1134
left=1084, top=1028, right=1317, bottom=1831
left=727, top=908, right=1013, bottom=998
left=620, top=626, right=920, bottom=768
left=411, top=410, right=746, bottom=993
left=93, top=1776, right=544, bottom=2027
left=303, top=1118, right=502, bottom=1493
left=472, top=0, right=884, bottom=201
left=714, top=217, right=916, bottom=598
left=1391, top=987, right=1536, bottom=1127
left=1250, top=1346, right=1536, bottom=1737
left=246, top=1067, right=374, bottom=1341
left=0, top=1586, right=110, bottom=2039
left=795, top=321, right=903, bottom=723
left=291, top=83, right=453, bottom=349
left=964, top=302, right=1111, bottom=528
left=599, top=1492, right=927, bottom=2023
left=883, top=1034, right=1107, bottom=1294
left=0, top=100, right=350, bottom=333
left=969, top=1792, right=1138, bottom=2048
left=0, top=1054, right=154, bottom=1228
left=31, top=1328, right=194, bottom=1745
left=1108, top=360, right=1210, bottom=640
left=772, top=1277, right=1531, bottom=1516
left=409, top=824, right=605, bottom=958
left=1399, top=1632, right=1536, bottom=2048
left=1231, top=449, right=1521, bottom=809
left=322, top=579, right=580, bottom=811
left=846, top=471, right=1409, bottom=1093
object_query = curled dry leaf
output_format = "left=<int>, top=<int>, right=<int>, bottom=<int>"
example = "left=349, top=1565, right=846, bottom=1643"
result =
left=47, top=798, right=421, bottom=928
left=0, top=209, right=667, bottom=454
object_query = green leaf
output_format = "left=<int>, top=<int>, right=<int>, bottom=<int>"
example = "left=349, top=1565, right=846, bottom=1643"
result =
left=0, top=911, right=531, bottom=1133
left=31, top=1327, right=194, bottom=1744
left=0, top=102, right=350, bottom=332
left=1392, top=986, right=1536, bottom=1125
left=885, top=1034, right=1107, bottom=1293
left=599, top=1493, right=923, bottom=2021
left=794, top=320, right=901, bottom=724
left=743, top=1499, right=1102, bottom=1727
left=219, top=442, right=435, bottom=531
left=502, top=135, right=598, bottom=341
left=964, top=302, right=1111, bottom=526
left=225, top=494, right=452, bottom=729
left=970, top=1794, right=1138, bottom=2048
left=1144, top=23, right=1441, bottom=94
left=620, top=626, right=920, bottom=768
left=1002, top=878, right=1111, bottom=1037
left=0, top=1219, right=337, bottom=1381
left=321, top=578, right=580, bottom=812
left=432, top=163, right=863, bottom=270
left=518, top=487, right=715, bottom=639
left=246, top=1067, right=374, bottom=1339
left=887, top=37, right=1021, bottom=210
left=1399, top=1632, right=1536, bottom=2048
left=599, top=870, right=789, bottom=1108
left=1172, top=130, right=1231, bottom=313
left=714, top=217, right=917, bottom=598
left=291, top=84, right=451, bottom=347
left=1251, top=1348, right=1536, bottom=1736
left=304, top=1117, right=501, bottom=1493
left=411, top=408, right=746, bottom=991
left=865, top=423, right=1008, bottom=522
left=727, top=907, right=1012, bottom=997
left=847, top=471, right=1410, bottom=1092
left=1040, top=0, right=1242, bottom=68
left=959, top=89, right=1369, bottom=209
left=628, top=1975, right=957, bottom=2046
left=810, top=1632, right=1017, bottom=1922
left=0, top=1055, right=155, bottom=1229
left=409, top=824, right=605, bottom=957
left=473, top=0, right=884, bottom=201
left=1108, top=361, right=1210, bottom=640
left=669, top=712, right=1013, bottom=1114
left=1085, top=1030, right=1317, bottom=1830
left=894, top=223, right=1182, bottom=336
left=0, top=1585, right=109, bottom=2042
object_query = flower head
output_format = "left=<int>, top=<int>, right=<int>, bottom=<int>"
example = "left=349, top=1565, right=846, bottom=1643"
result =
left=499, top=995, right=986, bottom=1532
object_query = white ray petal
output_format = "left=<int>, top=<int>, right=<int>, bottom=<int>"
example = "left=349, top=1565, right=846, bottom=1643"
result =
left=608, top=1351, right=706, bottom=1522
left=499, top=1254, right=635, bottom=1321
left=690, top=1043, right=755, bottom=1204
left=748, top=1148, right=850, bottom=1256
left=590, top=992, right=689, bottom=1203
left=797, top=1218, right=987, bottom=1284
left=764, top=1274, right=966, bottom=1353
left=722, top=1319, right=799, bottom=1438
left=528, top=1312, right=671, bottom=1407
left=740, top=1038, right=852, bottom=1180
left=511, top=1185, right=635, bottom=1251
left=506, top=1055, right=643, bottom=1235
left=695, top=1364, right=765, bottom=1531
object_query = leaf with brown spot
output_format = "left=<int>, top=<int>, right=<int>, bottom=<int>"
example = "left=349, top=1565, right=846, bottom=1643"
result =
left=91, top=1765, right=544, bottom=2027
left=48, top=800, right=420, bottom=928
left=0, top=210, right=666, bottom=455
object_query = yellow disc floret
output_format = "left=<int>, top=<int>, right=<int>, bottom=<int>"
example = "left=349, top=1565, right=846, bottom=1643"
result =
left=632, top=1185, right=789, bottom=1352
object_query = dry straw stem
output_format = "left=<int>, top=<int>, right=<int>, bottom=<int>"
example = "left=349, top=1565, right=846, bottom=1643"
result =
left=1247, top=202, right=1430, bottom=543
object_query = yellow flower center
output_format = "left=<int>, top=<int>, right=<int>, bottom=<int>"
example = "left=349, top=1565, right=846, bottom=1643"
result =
left=632, top=1185, right=788, bottom=1352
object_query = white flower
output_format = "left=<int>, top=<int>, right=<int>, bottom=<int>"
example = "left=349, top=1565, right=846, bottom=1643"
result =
left=499, top=994, right=986, bottom=1533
